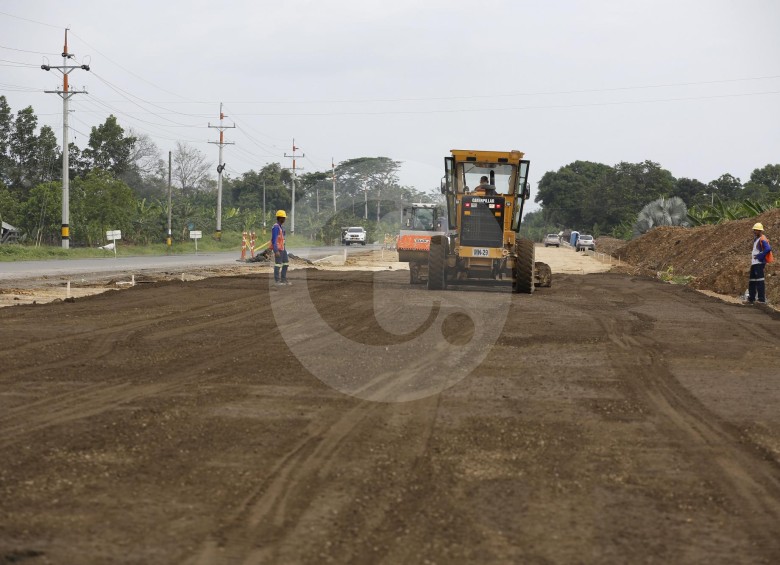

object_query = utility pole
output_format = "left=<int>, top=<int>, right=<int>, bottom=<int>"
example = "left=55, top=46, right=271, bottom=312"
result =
left=208, top=102, right=235, bottom=240
left=167, top=150, right=172, bottom=251
left=42, top=28, right=89, bottom=249
left=262, top=178, right=267, bottom=235
left=284, top=140, right=304, bottom=234
left=331, top=158, right=337, bottom=211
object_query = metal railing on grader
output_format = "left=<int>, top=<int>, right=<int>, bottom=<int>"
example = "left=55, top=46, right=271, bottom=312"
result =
left=426, top=149, right=551, bottom=292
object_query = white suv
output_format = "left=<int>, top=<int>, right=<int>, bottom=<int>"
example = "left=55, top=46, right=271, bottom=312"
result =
left=344, top=226, right=367, bottom=245
left=576, top=234, right=595, bottom=252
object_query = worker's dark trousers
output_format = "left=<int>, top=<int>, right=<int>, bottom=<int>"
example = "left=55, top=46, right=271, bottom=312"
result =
left=748, top=263, right=766, bottom=303
left=274, top=250, right=289, bottom=282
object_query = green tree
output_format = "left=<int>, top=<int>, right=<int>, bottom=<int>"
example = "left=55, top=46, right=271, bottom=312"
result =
left=35, top=125, right=60, bottom=183
left=602, top=161, right=675, bottom=230
left=19, top=181, right=61, bottom=245
left=672, top=177, right=707, bottom=206
left=0, top=96, right=12, bottom=183
left=70, top=169, right=136, bottom=246
left=535, top=160, right=612, bottom=230
left=707, top=173, right=742, bottom=202
left=517, top=209, right=561, bottom=242
left=742, top=164, right=780, bottom=201
left=748, top=164, right=780, bottom=192
left=83, top=115, right=136, bottom=177
left=0, top=182, right=21, bottom=227
left=335, top=157, right=401, bottom=221
left=8, top=106, right=39, bottom=191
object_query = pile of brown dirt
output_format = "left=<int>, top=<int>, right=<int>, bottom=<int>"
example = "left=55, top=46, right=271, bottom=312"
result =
left=612, top=208, right=780, bottom=303
left=593, top=236, right=627, bottom=257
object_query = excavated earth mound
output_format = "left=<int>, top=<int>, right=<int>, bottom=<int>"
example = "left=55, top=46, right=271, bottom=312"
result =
left=613, top=208, right=780, bottom=304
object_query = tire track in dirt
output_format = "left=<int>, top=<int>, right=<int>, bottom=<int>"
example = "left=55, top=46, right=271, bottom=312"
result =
left=582, top=291, right=780, bottom=552
left=0, top=288, right=256, bottom=375
left=188, top=389, right=442, bottom=565
left=0, top=381, right=172, bottom=449
left=0, top=288, right=268, bottom=448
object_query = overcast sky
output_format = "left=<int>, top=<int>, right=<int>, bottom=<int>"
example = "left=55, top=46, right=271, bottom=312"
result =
left=1, top=0, right=779, bottom=212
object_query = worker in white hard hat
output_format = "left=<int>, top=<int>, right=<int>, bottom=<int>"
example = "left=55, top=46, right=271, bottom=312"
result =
left=748, top=222, right=773, bottom=304
left=272, top=210, right=291, bottom=286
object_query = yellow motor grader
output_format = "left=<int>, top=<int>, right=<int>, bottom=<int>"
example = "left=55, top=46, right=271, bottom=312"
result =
left=428, top=149, right=551, bottom=292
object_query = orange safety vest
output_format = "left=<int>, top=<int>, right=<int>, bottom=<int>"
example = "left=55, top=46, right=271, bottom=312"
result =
left=273, top=222, right=285, bottom=251
left=758, top=234, right=773, bottom=263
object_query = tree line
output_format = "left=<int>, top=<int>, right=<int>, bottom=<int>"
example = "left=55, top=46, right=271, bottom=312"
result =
left=523, top=159, right=780, bottom=240
left=0, top=97, right=433, bottom=246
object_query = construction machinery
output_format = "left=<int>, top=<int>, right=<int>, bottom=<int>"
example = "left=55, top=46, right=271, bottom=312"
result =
left=428, top=149, right=551, bottom=292
left=397, top=203, right=446, bottom=283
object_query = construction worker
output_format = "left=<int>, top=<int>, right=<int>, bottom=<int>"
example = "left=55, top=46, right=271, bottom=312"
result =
left=272, top=210, right=291, bottom=286
left=748, top=222, right=772, bottom=304
left=474, top=175, right=496, bottom=195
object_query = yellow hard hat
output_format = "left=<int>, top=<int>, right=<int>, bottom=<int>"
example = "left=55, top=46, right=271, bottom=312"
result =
left=276, top=210, right=287, bottom=218
left=752, top=222, right=764, bottom=231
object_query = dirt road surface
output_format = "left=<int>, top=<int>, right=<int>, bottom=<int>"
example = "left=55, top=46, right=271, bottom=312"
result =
left=1, top=247, right=780, bottom=564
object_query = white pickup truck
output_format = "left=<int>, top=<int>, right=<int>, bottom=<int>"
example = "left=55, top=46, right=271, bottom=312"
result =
left=343, top=226, right=367, bottom=245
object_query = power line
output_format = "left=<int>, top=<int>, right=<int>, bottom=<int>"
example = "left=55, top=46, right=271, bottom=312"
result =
left=89, top=71, right=202, bottom=127
left=0, top=43, right=59, bottom=56
left=0, top=10, right=61, bottom=29
left=0, top=58, right=39, bottom=66
left=162, top=74, right=780, bottom=105
left=0, top=83, right=40, bottom=91
left=69, top=31, right=201, bottom=103
left=224, top=89, right=780, bottom=117
left=222, top=104, right=288, bottom=149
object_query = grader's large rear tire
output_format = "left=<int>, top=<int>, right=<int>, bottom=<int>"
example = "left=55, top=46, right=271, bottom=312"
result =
left=427, top=237, right=447, bottom=290
left=513, top=238, right=535, bottom=294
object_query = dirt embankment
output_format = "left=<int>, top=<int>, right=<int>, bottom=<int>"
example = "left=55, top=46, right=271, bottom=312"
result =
left=607, top=209, right=780, bottom=304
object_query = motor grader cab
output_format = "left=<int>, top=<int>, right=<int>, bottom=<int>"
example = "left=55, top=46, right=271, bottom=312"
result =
left=397, top=203, right=446, bottom=284
left=427, top=149, right=551, bottom=292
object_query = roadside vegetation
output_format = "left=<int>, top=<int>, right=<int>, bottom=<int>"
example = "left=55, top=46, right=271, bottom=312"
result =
left=521, top=161, right=780, bottom=241
left=2, top=95, right=778, bottom=251
left=0, top=97, right=434, bottom=253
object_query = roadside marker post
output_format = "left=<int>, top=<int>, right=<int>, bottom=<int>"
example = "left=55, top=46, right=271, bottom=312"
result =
left=190, top=230, right=202, bottom=254
left=106, top=230, right=121, bottom=258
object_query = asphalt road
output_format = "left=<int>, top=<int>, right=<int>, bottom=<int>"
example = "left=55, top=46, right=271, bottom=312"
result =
left=0, top=244, right=380, bottom=281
